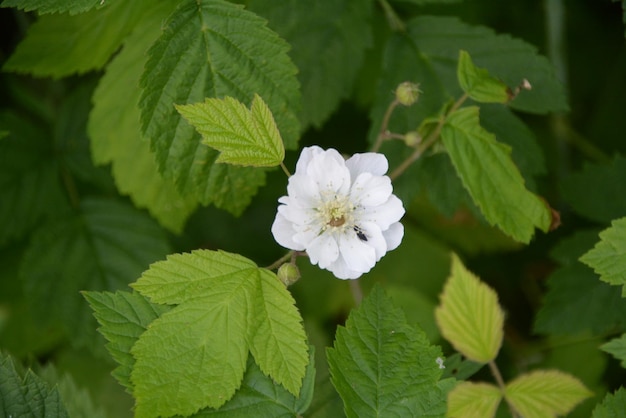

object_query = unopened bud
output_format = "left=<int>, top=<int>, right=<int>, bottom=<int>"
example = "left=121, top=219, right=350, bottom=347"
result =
left=277, top=263, right=300, bottom=286
left=395, top=82, right=421, bottom=106
left=403, top=131, right=421, bottom=147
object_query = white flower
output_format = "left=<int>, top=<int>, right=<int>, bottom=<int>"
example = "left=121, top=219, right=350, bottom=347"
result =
left=271, top=146, right=405, bottom=279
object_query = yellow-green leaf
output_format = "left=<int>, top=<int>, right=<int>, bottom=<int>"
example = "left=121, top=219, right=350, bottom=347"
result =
left=435, top=253, right=504, bottom=363
left=457, top=50, right=510, bottom=103
left=505, top=370, right=593, bottom=418
left=447, top=382, right=502, bottom=418
left=176, top=94, right=285, bottom=167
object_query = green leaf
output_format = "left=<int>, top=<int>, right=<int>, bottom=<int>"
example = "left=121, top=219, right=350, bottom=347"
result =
left=504, top=370, right=592, bottom=418
left=0, top=0, right=105, bottom=14
left=176, top=94, right=285, bottom=167
left=20, top=197, right=171, bottom=351
left=600, top=334, right=626, bottom=368
left=0, top=353, right=69, bottom=418
left=441, top=106, right=552, bottom=243
left=248, top=0, right=373, bottom=128
left=88, top=0, right=196, bottom=233
left=561, top=156, right=626, bottom=223
left=592, top=387, right=626, bottom=418
left=535, top=231, right=626, bottom=335
left=435, top=253, right=504, bottom=363
left=130, top=250, right=308, bottom=417
left=447, top=382, right=501, bottom=418
left=139, top=0, right=300, bottom=209
left=193, top=346, right=316, bottom=417
left=457, top=50, right=510, bottom=103
left=83, top=291, right=171, bottom=393
left=580, top=217, right=626, bottom=296
left=0, top=111, right=67, bottom=246
left=327, top=285, right=452, bottom=417
left=3, top=0, right=147, bottom=77
left=406, top=16, right=568, bottom=114
left=247, top=269, right=309, bottom=396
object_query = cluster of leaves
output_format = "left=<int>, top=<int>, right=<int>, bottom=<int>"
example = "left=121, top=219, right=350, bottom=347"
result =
left=1, top=0, right=626, bottom=417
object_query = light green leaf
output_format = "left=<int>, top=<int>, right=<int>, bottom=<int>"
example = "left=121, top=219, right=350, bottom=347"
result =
left=194, top=346, right=316, bottom=417
left=88, top=0, right=196, bottom=233
left=140, top=0, right=300, bottom=208
left=447, top=382, right=501, bottom=418
left=176, top=94, right=285, bottom=167
left=130, top=250, right=308, bottom=416
left=3, top=0, right=146, bottom=77
left=580, top=217, right=626, bottom=296
left=20, top=198, right=171, bottom=351
left=327, top=285, right=452, bottom=417
left=248, top=0, right=373, bottom=128
left=504, top=370, right=592, bottom=418
left=83, top=291, right=171, bottom=393
left=0, top=353, right=69, bottom=418
left=0, top=111, right=67, bottom=246
left=435, top=253, right=504, bottom=363
left=406, top=16, right=568, bottom=114
left=592, top=387, right=626, bottom=418
left=441, top=106, right=552, bottom=243
left=247, top=269, right=308, bottom=396
left=600, top=334, right=626, bottom=368
left=131, top=277, right=254, bottom=417
left=0, top=0, right=105, bottom=14
left=457, top=50, right=510, bottom=103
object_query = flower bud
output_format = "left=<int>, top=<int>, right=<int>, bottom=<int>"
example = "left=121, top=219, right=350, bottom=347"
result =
left=403, top=131, right=421, bottom=147
left=395, top=82, right=421, bottom=106
left=277, top=263, right=300, bottom=286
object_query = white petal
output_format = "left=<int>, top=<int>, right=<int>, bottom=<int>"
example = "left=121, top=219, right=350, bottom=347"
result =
left=358, top=195, right=405, bottom=230
left=326, top=255, right=363, bottom=280
left=383, top=222, right=404, bottom=251
left=306, top=150, right=351, bottom=196
left=271, top=213, right=305, bottom=251
left=338, top=232, right=376, bottom=273
left=295, top=145, right=324, bottom=174
left=346, top=152, right=388, bottom=177
left=307, top=233, right=339, bottom=268
left=350, top=173, right=393, bottom=207
left=278, top=204, right=316, bottom=226
left=286, top=174, right=320, bottom=208
left=358, top=222, right=387, bottom=260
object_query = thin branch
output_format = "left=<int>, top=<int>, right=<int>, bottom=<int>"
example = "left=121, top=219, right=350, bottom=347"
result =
left=349, top=279, right=364, bottom=306
left=265, top=251, right=294, bottom=270
left=489, top=361, right=520, bottom=418
left=377, top=0, right=406, bottom=32
left=280, top=161, right=292, bottom=177
left=372, top=98, right=400, bottom=153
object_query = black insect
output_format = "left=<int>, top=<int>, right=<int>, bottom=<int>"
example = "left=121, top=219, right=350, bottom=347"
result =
left=353, top=226, right=368, bottom=242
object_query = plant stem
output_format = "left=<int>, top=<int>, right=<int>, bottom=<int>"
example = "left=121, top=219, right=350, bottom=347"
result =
left=372, top=98, right=400, bottom=153
left=389, top=93, right=469, bottom=180
left=349, top=279, right=363, bottom=306
left=377, top=0, right=405, bottom=32
left=265, top=251, right=294, bottom=270
left=280, top=161, right=291, bottom=177
left=488, top=360, right=520, bottom=418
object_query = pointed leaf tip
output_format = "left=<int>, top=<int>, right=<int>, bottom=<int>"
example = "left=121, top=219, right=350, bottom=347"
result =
left=457, top=50, right=510, bottom=104
left=435, top=254, right=504, bottom=363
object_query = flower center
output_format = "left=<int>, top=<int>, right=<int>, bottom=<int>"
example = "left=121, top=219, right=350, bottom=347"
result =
left=318, top=195, right=354, bottom=231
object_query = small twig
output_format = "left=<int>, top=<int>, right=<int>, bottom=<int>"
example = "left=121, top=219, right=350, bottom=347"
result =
left=265, top=251, right=295, bottom=270
left=372, top=98, right=400, bottom=152
left=349, top=279, right=364, bottom=306
left=489, top=360, right=520, bottom=418
left=280, top=161, right=291, bottom=177
left=377, top=0, right=406, bottom=32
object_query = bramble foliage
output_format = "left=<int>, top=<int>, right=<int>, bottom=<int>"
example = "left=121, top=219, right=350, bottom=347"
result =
left=1, top=0, right=626, bottom=417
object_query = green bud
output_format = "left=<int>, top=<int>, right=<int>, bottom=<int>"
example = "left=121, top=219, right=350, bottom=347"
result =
left=395, top=82, right=421, bottom=106
left=277, top=263, right=300, bottom=286
left=403, top=131, right=421, bottom=147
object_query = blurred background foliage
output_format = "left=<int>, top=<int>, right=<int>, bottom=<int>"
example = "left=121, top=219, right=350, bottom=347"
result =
left=0, top=0, right=625, bottom=417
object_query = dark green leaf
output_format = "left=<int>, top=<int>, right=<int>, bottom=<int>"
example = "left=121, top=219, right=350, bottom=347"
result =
left=592, top=387, right=626, bottom=418
left=83, top=291, right=171, bottom=393
left=0, top=353, right=69, bottom=418
left=561, top=156, right=626, bottom=223
left=3, top=0, right=147, bottom=77
left=140, top=0, right=300, bottom=211
left=20, top=198, right=171, bottom=351
left=327, top=285, right=452, bottom=417
left=248, top=0, right=373, bottom=128
left=0, top=0, right=107, bottom=15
